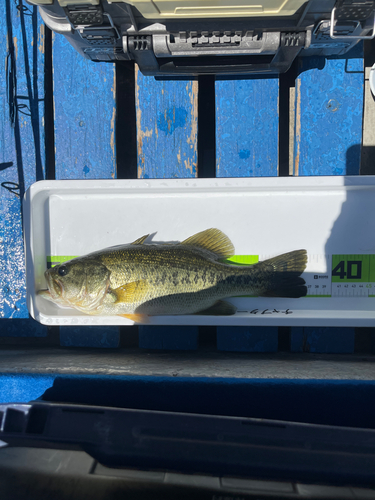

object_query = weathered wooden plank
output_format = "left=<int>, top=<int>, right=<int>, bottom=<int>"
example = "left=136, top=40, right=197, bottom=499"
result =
left=293, top=52, right=363, bottom=176
left=59, top=326, right=120, bottom=348
left=216, top=78, right=279, bottom=178
left=0, top=319, right=48, bottom=337
left=53, top=33, right=119, bottom=348
left=215, top=78, right=279, bottom=351
left=0, top=373, right=55, bottom=404
left=217, top=327, right=278, bottom=352
left=137, top=68, right=199, bottom=349
left=291, top=47, right=364, bottom=353
left=291, top=327, right=356, bottom=354
left=138, top=326, right=199, bottom=350
left=136, top=67, right=198, bottom=179
left=53, top=35, right=116, bottom=180
left=0, top=0, right=47, bottom=336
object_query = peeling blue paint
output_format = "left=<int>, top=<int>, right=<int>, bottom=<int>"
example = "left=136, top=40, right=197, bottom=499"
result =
left=157, top=107, right=187, bottom=135
left=136, top=72, right=197, bottom=178
left=53, top=35, right=116, bottom=180
left=216, top=79, right=279, bottom=177
left=294, top=49, right=363, bottom=177
left=238, top=149, right=250, bottom=159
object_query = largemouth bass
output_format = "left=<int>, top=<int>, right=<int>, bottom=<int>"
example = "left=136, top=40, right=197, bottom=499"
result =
left=39, top=228, right=307, bottom=322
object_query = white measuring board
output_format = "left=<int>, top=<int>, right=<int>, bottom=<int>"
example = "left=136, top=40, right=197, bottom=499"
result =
left=23, top=176, right=375, bottom=327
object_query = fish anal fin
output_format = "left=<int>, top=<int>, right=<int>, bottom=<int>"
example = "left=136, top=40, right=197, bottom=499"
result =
left=181, top=228, right=235, bottom=259
left=195, top=300, right=237, bottom=316
left=131, top=234, right=149, bottom=245
left=113, top=280, right=149, bottom=304
left=119, top=313, right=149, bottom=324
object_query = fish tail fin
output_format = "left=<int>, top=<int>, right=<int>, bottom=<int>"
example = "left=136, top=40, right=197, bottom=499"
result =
left=259, top=249, right=308, bottom=298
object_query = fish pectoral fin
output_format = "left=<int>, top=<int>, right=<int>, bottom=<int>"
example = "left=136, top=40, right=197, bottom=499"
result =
left=118, top=313, right=149, bottom=324
left=195, top=300, right=237, bottom=316
left=112, top=280, right=149, bottom=304
left=180, top=228, right=235, bottom=259
left=131, top=234, right=149, bottom=245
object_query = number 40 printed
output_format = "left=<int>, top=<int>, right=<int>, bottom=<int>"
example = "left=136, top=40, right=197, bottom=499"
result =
left=332, top=260, right=362, bottom=280
left=331, top=255, right=375, bottom=284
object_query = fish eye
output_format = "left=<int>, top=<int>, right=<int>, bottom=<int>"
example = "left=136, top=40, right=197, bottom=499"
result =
left=58, top=265, right=69, bottom=277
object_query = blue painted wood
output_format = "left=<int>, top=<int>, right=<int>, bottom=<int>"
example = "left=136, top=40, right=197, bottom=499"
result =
left=53, top=33, right=119, bottom=347
left=0, top=319, right=48, bottom=337
left=216, top=78, right=279, bottom=178
left=136, top=68, right=198, bottom=178
left=136, top=68, right=199, bottom=349
left=291, top=47, right=364, bottom=353
left=217, top=327, right=278, bottom=352
left=293, top=51, right=363, bottom=176
left=59, top=326, right=120, bottom=348
left=0, top=374, right=55, bottom=403
left=0, top=0, right=47, bottom=335
left=53, top=35, right=116, bottom=180
left=138, top=326, right=198, bottom=350
left=291, top=327, right=355, bottom=354
left=215, top=77, right=279, bottom=351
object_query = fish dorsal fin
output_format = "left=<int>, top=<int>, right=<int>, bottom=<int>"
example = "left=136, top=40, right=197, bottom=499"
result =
left=113, top=280, right=149, bottom=304
left=181, top=228, right=235, bottom=259
left=131, top=234, right=149, bottom=245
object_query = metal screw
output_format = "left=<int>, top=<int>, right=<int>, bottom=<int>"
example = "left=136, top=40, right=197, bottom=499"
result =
left=326, top=99, right=340, bottom=112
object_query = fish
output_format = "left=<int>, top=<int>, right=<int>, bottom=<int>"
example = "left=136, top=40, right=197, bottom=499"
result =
left=38, top=228, right=307, bottom=323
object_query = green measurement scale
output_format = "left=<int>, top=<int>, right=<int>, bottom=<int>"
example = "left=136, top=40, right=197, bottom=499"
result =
left=304, top=254, right=375, bottom=298
left=331, top=255, right=375, bottom=297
